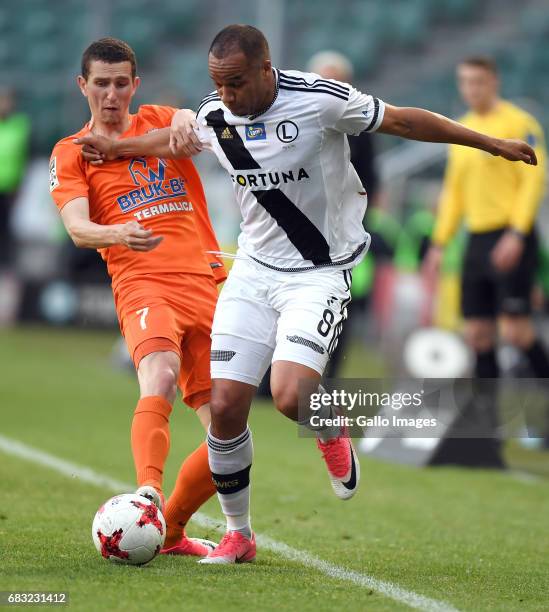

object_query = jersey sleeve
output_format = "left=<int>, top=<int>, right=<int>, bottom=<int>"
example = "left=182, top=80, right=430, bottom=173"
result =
left=321, top=82, right=385, bottom=136
left=49, top=142, right=89, bottom=210
left=194, top=122, right=213, bottom=150
left=194, top=109, right=214, bottom=151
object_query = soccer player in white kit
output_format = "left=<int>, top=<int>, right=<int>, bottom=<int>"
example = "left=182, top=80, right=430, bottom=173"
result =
left=77, top=25, right=537, bottom=565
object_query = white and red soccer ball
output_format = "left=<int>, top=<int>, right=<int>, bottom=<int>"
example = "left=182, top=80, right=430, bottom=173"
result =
left=92, top=494, right=166, bottom=565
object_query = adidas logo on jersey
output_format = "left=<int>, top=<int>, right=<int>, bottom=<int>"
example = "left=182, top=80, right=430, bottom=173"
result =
left=221, top=127, right=233, bottom=139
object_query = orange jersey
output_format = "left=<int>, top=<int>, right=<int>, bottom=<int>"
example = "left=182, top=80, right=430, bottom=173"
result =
left=49, top=105, right=226, bottom=289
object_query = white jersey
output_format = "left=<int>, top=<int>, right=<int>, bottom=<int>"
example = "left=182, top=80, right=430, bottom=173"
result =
left=196, top=68, right=385, bottom=272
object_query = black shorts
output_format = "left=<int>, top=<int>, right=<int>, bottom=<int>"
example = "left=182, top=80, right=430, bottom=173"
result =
left=461, top=229, right=538, bottom=318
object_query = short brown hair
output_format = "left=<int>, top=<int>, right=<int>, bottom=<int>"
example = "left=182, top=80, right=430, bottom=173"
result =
left=81, top=37, right=137, bottom=80
left=459, top=56, right=498, bottom=75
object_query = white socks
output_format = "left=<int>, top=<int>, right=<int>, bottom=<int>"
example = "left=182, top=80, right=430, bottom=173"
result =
left=207, top=425, right=253, bottom=539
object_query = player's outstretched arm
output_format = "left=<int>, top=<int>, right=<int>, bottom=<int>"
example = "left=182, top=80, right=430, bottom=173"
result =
left=60, top=197, right=163, bottom=251
left=74, top=128, right=177, bottom=165
left=378, top=104, right=537, bottom=165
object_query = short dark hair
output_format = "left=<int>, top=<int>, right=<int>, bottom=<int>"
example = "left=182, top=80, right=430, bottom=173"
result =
left=209, top=24, right=269, bottom=65
left=81, top=37, right=137, bottom=80
left=459, top=56, right=498, bottom=75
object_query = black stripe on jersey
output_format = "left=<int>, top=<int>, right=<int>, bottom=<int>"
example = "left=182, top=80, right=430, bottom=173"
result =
left=280, top=75, right=349, bottom=97
left=252, top=189, right=332, bottom=265
left=279, top=73, right=348, bottom=91
left=364, top=98, right=381, bottom=132
left=278, top=81, right=349, bottom=100
left=279, top=77, right=349, bottom=99
left=279, top=73, right=349, bottom=97
left=197, top=92, right=221, bottom=117
left=206, top=108, right=332, bottom=265
left=199, top=91, right=220, bottom=104
left=279, top=84, right=349, bottom=101
left=205, top=109, right=261, bottom=170
left=279, top=76, right=348, bottom=94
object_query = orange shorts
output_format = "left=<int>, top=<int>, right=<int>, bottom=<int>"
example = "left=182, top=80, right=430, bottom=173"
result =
left=113, top=273, right=218, bottom=409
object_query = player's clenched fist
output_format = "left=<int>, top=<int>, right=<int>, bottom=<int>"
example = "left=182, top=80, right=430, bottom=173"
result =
left=169, top=109, right=203, bottom=157
left=118, top=221, right=163, bottom=251
left=74, top=133, right=117, bottom=165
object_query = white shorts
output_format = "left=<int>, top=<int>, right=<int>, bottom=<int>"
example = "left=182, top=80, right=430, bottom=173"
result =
left=210, top=257, right=352, bottom=385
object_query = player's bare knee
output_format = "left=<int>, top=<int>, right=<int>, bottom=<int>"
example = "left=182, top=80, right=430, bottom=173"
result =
left=138, top=353, right=179, bottom=402
left=272, top=388, right=299, bottom=420
left=209, top=379, right=255, bottom=432
left=210, top=394, right=237, bottom=418
left=153, top=367, right=178, bottom=400
left=209, top=394, right=248, bottom=434
left=271, top=362, right=320, bottom=421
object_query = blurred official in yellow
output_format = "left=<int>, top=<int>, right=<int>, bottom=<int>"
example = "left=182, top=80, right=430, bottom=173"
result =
left=424, top=57, right=548, bottom=451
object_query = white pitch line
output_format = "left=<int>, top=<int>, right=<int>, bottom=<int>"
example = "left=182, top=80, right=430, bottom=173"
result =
left=0, top=433, right=458, bottom=612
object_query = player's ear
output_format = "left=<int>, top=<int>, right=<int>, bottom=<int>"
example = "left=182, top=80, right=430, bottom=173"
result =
left=261, top=58, right=272, bottom=76
left=77, top=75, right=87, bottom=98
left=132, top=76, right=141, bottom=94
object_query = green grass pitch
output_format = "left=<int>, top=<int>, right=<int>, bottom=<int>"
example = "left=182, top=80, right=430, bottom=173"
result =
left=0, top=326, right=548, bottom=611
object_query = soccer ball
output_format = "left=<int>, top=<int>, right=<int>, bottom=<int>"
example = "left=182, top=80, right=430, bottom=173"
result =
left=92, top=493, right=166, bottom=565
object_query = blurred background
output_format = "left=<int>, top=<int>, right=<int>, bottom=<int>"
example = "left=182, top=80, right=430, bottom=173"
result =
left=1, top=0, right=549, bottom=469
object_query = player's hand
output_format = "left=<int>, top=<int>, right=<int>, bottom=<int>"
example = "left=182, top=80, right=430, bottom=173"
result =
left=74, top=134, right=118, bottom=165
left=170, top=109, right=203, bottom=157
left=491, top=230, right=524, bottom=273
left=492, top=139, right=537, bottom=165
left=117, top=221, right=163, bottom=252
left=422, top=245, right=443, bottom=281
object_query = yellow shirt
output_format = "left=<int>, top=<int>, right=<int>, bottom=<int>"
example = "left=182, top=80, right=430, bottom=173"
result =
left=432, top=100, right=546, bottom=246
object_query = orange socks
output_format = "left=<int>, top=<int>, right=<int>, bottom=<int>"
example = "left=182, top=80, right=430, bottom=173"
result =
left=163, top=442, right=216, bottom=548
left=131, top=397, right=215, bottom=548
left=131, top=396, right=173, bottom=493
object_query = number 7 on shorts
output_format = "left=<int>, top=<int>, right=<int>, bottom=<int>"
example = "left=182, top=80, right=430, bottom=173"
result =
left=136, top=307, right=150, bottom=330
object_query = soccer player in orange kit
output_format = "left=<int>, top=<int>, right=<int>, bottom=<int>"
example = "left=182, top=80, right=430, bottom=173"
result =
left=49, top=38, right=226, bottom=556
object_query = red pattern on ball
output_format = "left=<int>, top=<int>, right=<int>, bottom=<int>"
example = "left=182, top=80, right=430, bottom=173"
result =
left=132, top=501, right=164, bottom=535
left=97, top=528, right=129, bottom=559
